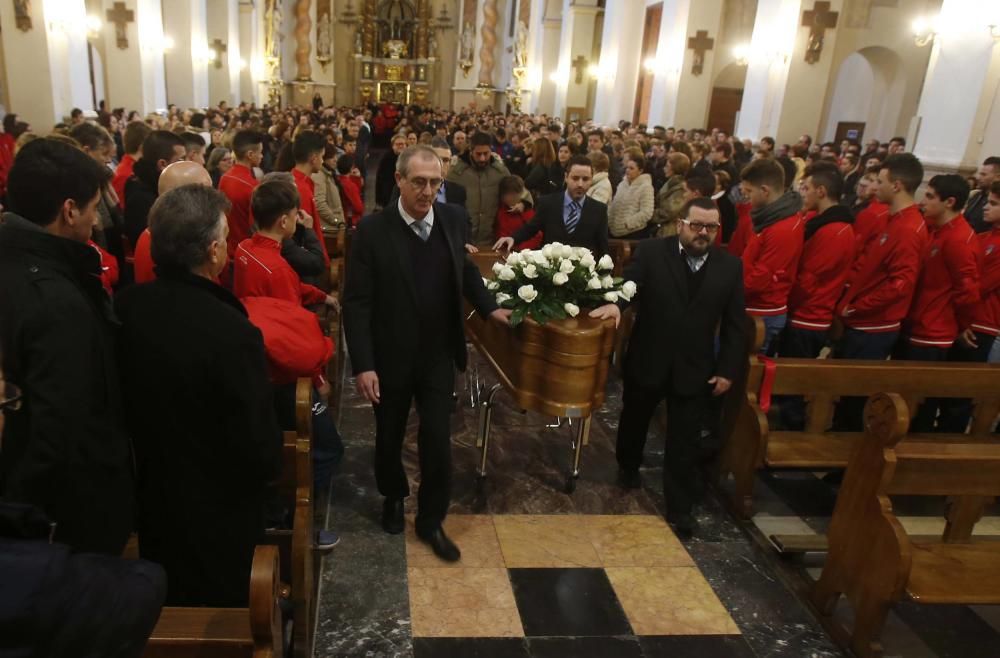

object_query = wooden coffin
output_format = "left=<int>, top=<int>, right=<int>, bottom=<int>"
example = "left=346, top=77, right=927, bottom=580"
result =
left=465, top=252, right=617, bottom=418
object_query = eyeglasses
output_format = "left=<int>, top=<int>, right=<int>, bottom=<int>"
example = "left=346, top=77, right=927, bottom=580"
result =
left=680, top=219, right=722, bottom=233
left=1, top=381, right=22, bottom=412
left=406, top=177, right=444, bottom=191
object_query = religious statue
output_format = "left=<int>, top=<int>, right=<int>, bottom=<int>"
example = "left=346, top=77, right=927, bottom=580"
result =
left=264, top=0, right=283, bottom=62
left=354, top=28, right=363, bottom=55
left=513, top=21, right=528, bottom=69
left=316, top=16, right=332, bottom=63
left=14, top=0, right=31, bottom=31
left=428, top=32, right=438, bottom=59
left=459, top=21, right=475, bottom=76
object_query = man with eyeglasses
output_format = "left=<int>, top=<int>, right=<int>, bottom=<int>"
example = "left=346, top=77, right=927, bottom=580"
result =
left=590, top=197, right=746, bottom=537
left=343, top=144, right=511, bottom=562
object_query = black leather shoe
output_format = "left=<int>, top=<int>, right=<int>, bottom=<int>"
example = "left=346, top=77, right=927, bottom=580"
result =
left=666, top=512, right=697, bottom=539
left=416, top=526, right=461, bottom=562
left=381, top=498, right=404, bottom=535
left=618, top=468, right=642, bottom=490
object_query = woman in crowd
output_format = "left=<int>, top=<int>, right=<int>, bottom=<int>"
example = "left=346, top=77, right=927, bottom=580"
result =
left=608, top=151, right=654, bottom=239
left=652, top=152, right=689, bottom=238
left=206, top=147, right=234, bottom=188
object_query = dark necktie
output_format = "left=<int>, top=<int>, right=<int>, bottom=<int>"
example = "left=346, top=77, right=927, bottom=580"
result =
left=565, top=200, right=581, bottom=233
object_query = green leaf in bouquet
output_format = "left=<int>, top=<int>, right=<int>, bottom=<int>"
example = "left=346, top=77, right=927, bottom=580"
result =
left=510, top=306, right=526, bottom=327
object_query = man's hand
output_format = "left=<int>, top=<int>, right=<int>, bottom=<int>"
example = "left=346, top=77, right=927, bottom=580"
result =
left=465, top=243, right=480, bottom=254
left=959, top=327, right=978, bottom=348
left=508, top=202, right=525, bottom=214
left=317, top=380, right=332, bottom=399
left=325, top=295, right=341, bottom=312
left=708, top=376, right=732, bottom=396
left=297, top=209, right=312, bottom=227
left=493, top=236, right=514, bottom=252
left=490, top=309, right=512, bottom=326
left=356, top=370, right=380, bottom=404
left=589, top=304, right=621, bottom=328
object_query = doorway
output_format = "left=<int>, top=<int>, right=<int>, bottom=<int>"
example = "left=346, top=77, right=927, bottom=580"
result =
left=834, top=122, right=866, bottom=144
left=707, top=87, right=743, bottom=135
left=633, top=3, right=662, bottom=126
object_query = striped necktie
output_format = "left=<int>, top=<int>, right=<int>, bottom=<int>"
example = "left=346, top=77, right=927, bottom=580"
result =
left=412, top=220, right=430, bottom=241
left=565, top=199, right=581, bottom=234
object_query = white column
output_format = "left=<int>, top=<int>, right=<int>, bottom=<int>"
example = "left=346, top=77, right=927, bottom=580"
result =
left=912, top=0, right=1000, bottom=169
left=163, top=0, right=210, bottom=109
left=0, top=0, right=93, bottom=128
left=206, top=0, right=241, bottom=107
left=239, top=0, right=259, bottom=104
left=100, top=0, right=167, bottom=115
left=591, top=0, right=644, bottom=127
left=551, top=0, right=600, bottom=120
left=523, top=0, right=561, bottom=116
left=647, top=0, right=724, bottom=130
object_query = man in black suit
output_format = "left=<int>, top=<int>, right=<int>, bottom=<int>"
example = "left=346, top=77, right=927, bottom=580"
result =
left=591, top=198, right=746, bottom=537
left=343, top=145, right=511, bottom=562
left=492, top=154, right=609, bottom=258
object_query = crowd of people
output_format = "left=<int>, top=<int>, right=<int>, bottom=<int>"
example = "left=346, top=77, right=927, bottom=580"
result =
left=0, top=96, right=999, bottom=652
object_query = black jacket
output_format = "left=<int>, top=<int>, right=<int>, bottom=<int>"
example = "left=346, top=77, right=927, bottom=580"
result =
left=621, top=237, right=746, bottom=394
left=512, top=192, right=610, bottom=257
left=115, top=269, right=281, bottom=606
left=282, top=222, right=326, bottom=286
left=343, top=201, right=498, bottom=384
left=123, top=157, right=160, bottom=246
left=0, top=214, right=135, bottom=555
left=375, top=150, right=399, bottom=208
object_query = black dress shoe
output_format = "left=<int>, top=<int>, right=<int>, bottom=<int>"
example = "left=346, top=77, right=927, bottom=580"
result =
left=618, top=468, right=642, bottom=490
left=416, top=526, right=461, bottom=562
left=381, top=498, right=404, bottom=535
left=666, top=512, right=697, bottom=539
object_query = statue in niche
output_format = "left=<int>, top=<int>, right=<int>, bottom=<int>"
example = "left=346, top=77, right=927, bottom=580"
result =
left=264, top=0, right=283, bottom=61
left=513, top=21, right=528, bottom=69
left=354, top=28, right=363, bottom=54
left=460, top=21, right=475, bottom=61
left=316, top=16, right=332, bottom=61
left=14, top=0, right=31, bottom=31
left=428, top=31, right=438, bottom=59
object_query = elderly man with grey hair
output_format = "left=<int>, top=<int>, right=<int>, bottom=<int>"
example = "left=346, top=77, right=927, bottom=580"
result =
left=115, top=184, right=282, bottom=606
left=344, top=144, right=510, bottom=561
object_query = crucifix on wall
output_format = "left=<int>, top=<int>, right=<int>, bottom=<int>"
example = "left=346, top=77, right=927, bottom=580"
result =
left=687, top=30, right=714, bottom=76
left=571, top=55, right=588, bottom=84
left=106, top=2, right=135, bottom=49
left=802, top=1, right=839, bottom=64
left=210, top=38, right=227, bottom=69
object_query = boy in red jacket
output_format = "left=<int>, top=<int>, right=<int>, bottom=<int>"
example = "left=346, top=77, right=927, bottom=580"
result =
left=291, top=131, right=330, bottom=264
left=336, top=153, right=365, bottom=227
left=495, top=175, right=542, bottom=250
left=739, top=158, right=804, bottom=353
left=233, top=179, right=338, bottom=311
left=218, top=131, right=264, bottom=260
left=833, top=153, right=929, bottom=430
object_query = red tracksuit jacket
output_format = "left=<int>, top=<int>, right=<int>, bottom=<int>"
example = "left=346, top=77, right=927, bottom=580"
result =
left=972, top=227, right=1000, bottom=337
left=338, top=174, right=365, bottom=227
left=293, top=168, right=330, bottom=264
left=218, top=163, right=259, bottom=259
left=726, top=202, right=753, bottom=257
left=89, top=240, right=119, bottom=295
left=853, top=200, right=890, bottom=258
left=233, top=234, right=328, bottom=306
left=742, top=214, right=804, bottom=316
left=134, top=228, right=154, bottom=284
left=788, top=210, right=855, bottom=331
left=111, top=154, right=135, bottom=211
left=904, top=215, right=980, bottom=347
left=839, top=204, right=929, bottom=333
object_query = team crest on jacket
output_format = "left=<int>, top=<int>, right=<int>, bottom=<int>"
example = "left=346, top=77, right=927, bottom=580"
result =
left=879, top=233, right=888, bottom=245
left=930, top=246, right=940, bottom=258
left=988, top=245, right=996, bottom=256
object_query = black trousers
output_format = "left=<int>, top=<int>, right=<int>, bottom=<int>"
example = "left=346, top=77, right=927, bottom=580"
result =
left=894, top=339, right=950, bottom=432
left=775, top=325, right=829, bottom=430
left=616, top=377, right=710, bottom=517
left=830, top=328, right=899, bottom=431
left=936, top=332, right=995, bottom=433
left=373, top=356, right=454, bottom=532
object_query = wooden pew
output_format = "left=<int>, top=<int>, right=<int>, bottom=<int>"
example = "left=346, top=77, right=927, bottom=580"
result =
left=718, top=357, right=1000, bottom=521
left=810, top=393, right=1000, bottom=658
left=143, top=544, right=284, bottom=657
left=607, top=238, right=638, bottom=277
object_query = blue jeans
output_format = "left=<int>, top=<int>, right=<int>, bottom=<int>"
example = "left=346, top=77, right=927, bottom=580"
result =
left=774, top=325, right=828, bottom=430
left=760, top=314, right=787, bottom=355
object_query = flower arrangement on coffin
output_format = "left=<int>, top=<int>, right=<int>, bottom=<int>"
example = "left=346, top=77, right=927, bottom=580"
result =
left=484, top=243, right=637, bottom=327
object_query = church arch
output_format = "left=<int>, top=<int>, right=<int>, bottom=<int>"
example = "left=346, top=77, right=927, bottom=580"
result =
left=823, top=46, right=905, bottom=144
left=707, top=62, right=747, bottom=134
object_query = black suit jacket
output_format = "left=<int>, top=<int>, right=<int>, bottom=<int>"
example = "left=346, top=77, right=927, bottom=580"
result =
left=389, top=181, right=472, bottom=242
left=621, top=237, right=746, bottom=395
left=512, top=192, right=610, bottom=257
left=343, top=201, right=498, bottom=384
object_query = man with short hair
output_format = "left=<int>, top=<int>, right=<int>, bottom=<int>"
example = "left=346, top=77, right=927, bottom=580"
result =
left=711, top=143, right=738, bottom=183
left=218, top=130, right=264, bottom=260
left=590, top=198, right=745, bottom=536
left=112, top=121, right=152, bottom=210
left=343, top=145, right=510, bottom=561
left=450, top=130, right=467, bottom=156
left=180, top=132, right=206, bottom=166
left=124, top=130, right=186, bottom=245
left=0, top=139, right=135, bottom=555
left=739, top=159, right=805, bottom=353
left=291, top=130, right=330, bottom=262
left=447, top=131, right=512, bottom=246
left=888, top=136, right=906, bottom=154
left=964, top=156, right=1000, bottom=232
left=493, top=154, right=609, bottom=257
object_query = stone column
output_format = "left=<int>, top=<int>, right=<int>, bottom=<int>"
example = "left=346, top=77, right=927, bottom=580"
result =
left=88, top=0, right=167, bottom=116
left=163, top=0, right=210, bottom=109
left=0, top=0, right=93, bottom=127
left=913, top=0, right=1000, bottom=171
left=735, top=0, right=844, bottom=143
left=452, top=0, right=481, bottom=109
left=524, top=0, right=560, bottom=115
left=238, top=0, right=259, bottom=104
left=551, top=0, right=600, bottom=121
left=592, top=0, right=645, bottom=126
left=646, top=0, right=724, bottom=130
left=206, top=0, right=241, bottom=107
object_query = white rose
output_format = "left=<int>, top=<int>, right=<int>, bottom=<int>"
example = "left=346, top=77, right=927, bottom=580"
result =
left=560, top=244, right=574, bottom=259
left=573, top=247, right=590, bottom=260
left=523, top=264, right=539, bottom=279
left=603, top=291, right=619, bottom=302
left=552, top=272, right=569, bottom=286
left=506, top=252, right=522, bottom=266
left=487, top=280, right=499, bottom=290
left=531, top=251, right=550, bottom=267
left=621, top=280, right=637, bottom=300
left=598, top=254, right=615, bottom=271
left=517, top=284, right=538, bottom=303
left=541, top=244, right=555, bottom=259
left=587, top=276, right=603, bottom=290
left=559, top=258, right=575, bottom=274
left=601, top=275, right=614, bottom=288
left=564, top=302, right=580, bottom=317
left=492, top=262, right=504, bottom=275
left=498, top=266, right=516, bottom=281
left=580, top=253, right=596, bottom=270
left=496, top=292, right=511, bottom=304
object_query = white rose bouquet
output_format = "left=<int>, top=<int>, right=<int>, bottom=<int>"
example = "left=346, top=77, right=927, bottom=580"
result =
left=487, top=243, right=636, bottom=327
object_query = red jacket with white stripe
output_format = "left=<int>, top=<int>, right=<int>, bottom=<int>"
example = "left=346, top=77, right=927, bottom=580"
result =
left=839, top=204, right=929, bottom=333
left=742, top=214, right=804, bottom=316
left=853, top=200, right=890, bottom=259
left=972, top=227, right=1000, bottom=337
left=904, top=215, right=980, bottom=346
left=218, top=164, right=259, bottom=259
left=233, top=234, right=328, bottom=307
left=788, top=207, right=855, bottom=331
left=725, top=202, right=753, bottom=257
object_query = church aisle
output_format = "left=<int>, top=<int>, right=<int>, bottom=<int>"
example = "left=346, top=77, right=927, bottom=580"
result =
left=313, top=354, right=846, bottom=657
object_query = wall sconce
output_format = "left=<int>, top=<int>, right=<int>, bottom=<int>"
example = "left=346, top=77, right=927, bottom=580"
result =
left=548, top=69, right=566, bottom=84
left=586, top=64, right=599, bottom=79
left=732, top=43, right=750, bottom=66
left=239, top=59, right=248, bottom=71
left=162, top=35, right=175, bottom=52
left=912, top=16, right=937, bottom=47
left=643, top=57, right=657, bottom=74
left=86, top=15, right=102, bottom=38
left=990, top=24, right=1000, bottom=41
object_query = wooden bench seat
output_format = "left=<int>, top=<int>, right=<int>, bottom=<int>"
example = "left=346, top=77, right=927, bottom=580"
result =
left=810, top=393, right=1000, bottom=658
